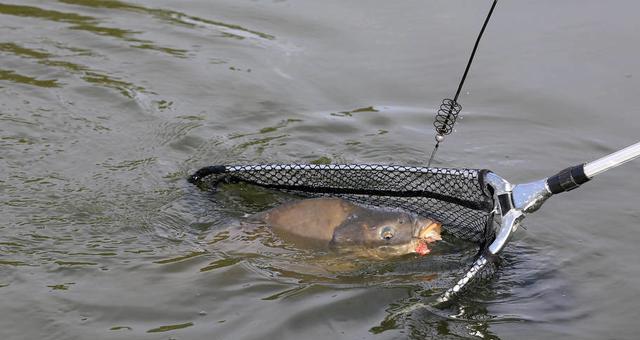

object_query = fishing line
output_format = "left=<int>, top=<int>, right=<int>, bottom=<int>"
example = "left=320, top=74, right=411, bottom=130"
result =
left=427, top=0, right=498, bottom=167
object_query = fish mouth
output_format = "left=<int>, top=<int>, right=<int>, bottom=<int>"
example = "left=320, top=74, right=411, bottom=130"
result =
left=417, top=220, right=442, bottom=242
left=414, top=220, right=442, bottom=256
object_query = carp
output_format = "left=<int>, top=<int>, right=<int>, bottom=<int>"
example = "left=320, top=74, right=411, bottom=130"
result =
left=253, top=197, right=442, bottom=258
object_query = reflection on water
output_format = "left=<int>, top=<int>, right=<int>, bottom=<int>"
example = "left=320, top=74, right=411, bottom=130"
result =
left=0, top=0, right=276, bottom=99
left=0, top=3, right=162, bottom=50
left=0, top=68, right=59, bottom=88
left=1, top=39, right=145, bottom=97
left=58, top=0, right=275, bottom=40
left=2, top=0, right=640, bottom=339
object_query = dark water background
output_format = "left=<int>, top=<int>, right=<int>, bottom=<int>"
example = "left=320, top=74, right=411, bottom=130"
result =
left=2, top=0, right=640, bottom=339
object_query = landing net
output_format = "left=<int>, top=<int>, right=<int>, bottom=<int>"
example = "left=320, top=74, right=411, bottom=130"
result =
left=189, top=164, right=496, bottom=247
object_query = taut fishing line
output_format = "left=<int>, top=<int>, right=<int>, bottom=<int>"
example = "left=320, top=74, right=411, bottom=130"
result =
left=427, top=0, right=498, bottom=167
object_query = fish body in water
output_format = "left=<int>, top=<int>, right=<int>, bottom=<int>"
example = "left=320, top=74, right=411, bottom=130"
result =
left=253, top=198, right=441, bottom=258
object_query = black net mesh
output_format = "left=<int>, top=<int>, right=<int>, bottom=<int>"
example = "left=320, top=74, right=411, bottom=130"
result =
left=189, top=164, right=496, bottom=245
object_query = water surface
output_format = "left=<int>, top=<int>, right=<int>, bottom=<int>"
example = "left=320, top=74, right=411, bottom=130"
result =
left=2, top=0, right=640, bottom=339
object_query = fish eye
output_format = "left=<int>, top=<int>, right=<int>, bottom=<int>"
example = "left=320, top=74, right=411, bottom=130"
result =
left=380, top=226, right=395, bottom=240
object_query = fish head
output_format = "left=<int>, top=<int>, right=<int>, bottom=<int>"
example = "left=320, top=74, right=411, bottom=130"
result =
left=329, top=211, right=442, bottom=258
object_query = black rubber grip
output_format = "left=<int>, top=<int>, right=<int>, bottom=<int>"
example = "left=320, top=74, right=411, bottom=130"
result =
left=546, top=164, right=590, bottom=194
left=188, top=165, right=227, bottom=184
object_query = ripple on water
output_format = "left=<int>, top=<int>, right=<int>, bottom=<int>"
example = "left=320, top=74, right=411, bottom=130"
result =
left=4, top=0, right=638, bottom=338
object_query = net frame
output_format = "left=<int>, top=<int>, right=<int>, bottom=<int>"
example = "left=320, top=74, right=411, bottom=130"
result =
left=189, top=163, right=497, bottom=247
left=190, top=163, right=510, bottom=304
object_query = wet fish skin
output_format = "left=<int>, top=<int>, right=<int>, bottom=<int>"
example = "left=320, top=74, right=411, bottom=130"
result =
left=254, top=198, right=441, bottom=257
left=255, top=197, right=357, bottom=243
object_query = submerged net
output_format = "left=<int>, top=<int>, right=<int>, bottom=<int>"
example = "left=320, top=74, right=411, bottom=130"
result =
left=189, top=164, right=496, bottom=247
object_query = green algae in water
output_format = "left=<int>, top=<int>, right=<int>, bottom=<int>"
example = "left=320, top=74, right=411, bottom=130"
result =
left=369, top=315, right=399, bottom=334
left=199, top=258, right=242, bottom=272
left=0, top=260, right=29, bottom=266
left=0, top=42, right=52, bottom=59
left=0, top=3, right=93, bottom=22
left=58, top=0, right=275, bottom=40
left=0, top=69, right=59, bottom=88
left=0, top=3, right=187, bottom=57
left=0, top=42, right=147, bottom=97
left=146, top=322, right=194, bottom=333
left=206, top=231, right=230, bottom=245
left=47, top=283, right=75, bottom=290
left=310, top=156, right=331, bottom=164
left=0, top=242, right=25, bottom=247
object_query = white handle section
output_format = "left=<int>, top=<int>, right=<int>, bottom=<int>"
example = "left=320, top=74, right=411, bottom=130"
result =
left=584, top=141, right=640, bottom=178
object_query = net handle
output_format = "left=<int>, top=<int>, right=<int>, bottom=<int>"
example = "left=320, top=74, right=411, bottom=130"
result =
left=584, top=141, right=640, bottom=178
left=439, top=142, right=640, bottom=305
left=544, top=140, right=640, bottom=195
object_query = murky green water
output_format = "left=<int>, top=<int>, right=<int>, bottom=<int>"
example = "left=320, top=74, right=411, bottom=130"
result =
left=2, top=0, right=640, bottom=339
